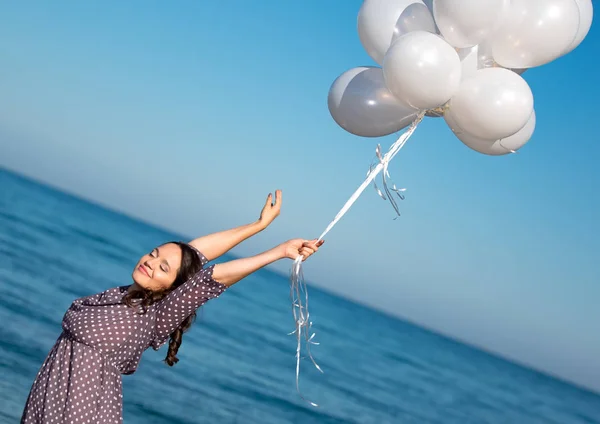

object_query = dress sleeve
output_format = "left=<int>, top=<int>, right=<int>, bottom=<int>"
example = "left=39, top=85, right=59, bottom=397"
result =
left=187, top=244, right=209, bottom=267
left=151, top=257, right=227, bottom=350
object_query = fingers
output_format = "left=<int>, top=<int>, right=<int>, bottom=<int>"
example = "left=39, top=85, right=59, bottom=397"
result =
left=299, top=238, right=324, bottom=261
left=299, top=246, right=315, bottom=255
left=265, top=190, right=282, bottom=208
left=299, top=247, right=314, bottom=261
left=274, top=189, right=282, bottom=207
left=302, top=239, right=323, bottom=250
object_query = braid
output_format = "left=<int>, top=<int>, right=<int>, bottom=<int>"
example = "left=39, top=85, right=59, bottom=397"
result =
left=124, top=241, right=204, bottom=366
left=165, top=313, right=196, bottom=366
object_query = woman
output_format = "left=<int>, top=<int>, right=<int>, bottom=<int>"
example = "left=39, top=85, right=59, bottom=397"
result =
left=21, top=190, right=322, bottom=424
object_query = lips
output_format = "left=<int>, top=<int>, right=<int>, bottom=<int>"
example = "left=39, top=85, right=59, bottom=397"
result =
left=138, top=265, right=150, bottom=277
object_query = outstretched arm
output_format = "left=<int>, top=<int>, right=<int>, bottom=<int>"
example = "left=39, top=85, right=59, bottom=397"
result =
left=151, top=238, right=322, bottom=348
left=212, top=238, right=323, bottom=287
left=188, top=190, right=282, bottom=261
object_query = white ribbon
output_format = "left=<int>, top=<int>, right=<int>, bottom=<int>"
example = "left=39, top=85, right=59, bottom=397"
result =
left=288, top=112, right=425, bottom=406
left=289, top=256, right=322, bottom=407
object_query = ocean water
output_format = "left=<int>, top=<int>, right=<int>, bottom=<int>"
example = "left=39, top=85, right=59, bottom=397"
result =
left=0, top=168, right=599, bottom=424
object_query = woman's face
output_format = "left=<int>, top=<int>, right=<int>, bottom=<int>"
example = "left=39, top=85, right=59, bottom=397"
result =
left=132, top=243, right=182, bottom=291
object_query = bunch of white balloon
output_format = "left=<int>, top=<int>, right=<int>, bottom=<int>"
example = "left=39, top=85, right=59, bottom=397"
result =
left=328, top=0, right=593, bottom=155
left=290, top=2, right=593, bottom=406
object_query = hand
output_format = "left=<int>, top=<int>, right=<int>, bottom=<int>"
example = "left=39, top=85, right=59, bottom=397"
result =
left=258, top=190, right=282, bottom=229
left=280, top=238, right=324, bottom=261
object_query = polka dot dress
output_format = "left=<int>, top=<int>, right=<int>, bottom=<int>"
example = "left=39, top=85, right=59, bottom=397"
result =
left=21, top=251, right=226, bottom=424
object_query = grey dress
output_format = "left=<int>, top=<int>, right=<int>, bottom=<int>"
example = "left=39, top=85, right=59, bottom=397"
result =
left=21, top=251, right=226, bottom=424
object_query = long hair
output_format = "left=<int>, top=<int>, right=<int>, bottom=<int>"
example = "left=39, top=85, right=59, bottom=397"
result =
left=123, top=241, right=203, bottom=366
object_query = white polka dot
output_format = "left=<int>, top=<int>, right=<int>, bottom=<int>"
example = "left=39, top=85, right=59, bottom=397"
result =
left=22, top=256, right=226, bottom=423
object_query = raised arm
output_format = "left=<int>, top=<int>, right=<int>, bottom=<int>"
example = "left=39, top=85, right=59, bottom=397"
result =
left=212, top=238, right=324, bottom=287
left=188, top=190, right=282, bottom=261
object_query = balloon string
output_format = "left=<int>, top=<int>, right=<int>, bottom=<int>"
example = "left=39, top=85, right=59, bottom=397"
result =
left=317, top=112, right=424, bottom=241
left=288, top=112, right=424, bottom=407
left=289, top=256, right=322, bottom=408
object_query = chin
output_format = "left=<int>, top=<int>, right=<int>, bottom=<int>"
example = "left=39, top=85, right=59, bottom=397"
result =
left=131, top=268, right=149, bottom=288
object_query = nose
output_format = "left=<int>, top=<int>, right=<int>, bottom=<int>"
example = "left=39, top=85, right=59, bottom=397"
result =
left=144, top=259, right=155, bottom=270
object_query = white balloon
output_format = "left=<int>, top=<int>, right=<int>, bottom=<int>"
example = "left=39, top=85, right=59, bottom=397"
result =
left=433, top=0, right=509, bottom=48
left=383, top=31, right=461, bottom=110
left=476, top=42, right=495, bottom=69
left=475, top=41, right=528, bottom=75
left=393, top=2, right=437, bottom=42
left=358, top=0, right=425, bottom=65
left=457, top=46, right=479, bottom=81
left=445, top=68, right=534, bottom=140
left=424, top=45, right=476, bottom=118
left=563, top=0, right=594, bottom=55
left=458, top=44, right=527, bottom=79
left=328, top=67, right=419, bottom=137
left=448, top=110, right=536, bottom=156
left=490, top=0, right=581, bottom=69
left=422, top=0, right=434, bottom=15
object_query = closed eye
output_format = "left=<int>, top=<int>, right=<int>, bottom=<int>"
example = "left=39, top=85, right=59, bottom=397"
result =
left=152, top=247, right=170, bottom=273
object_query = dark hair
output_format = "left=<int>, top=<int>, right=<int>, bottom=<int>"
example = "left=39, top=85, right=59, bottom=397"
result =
left=123, top=241, right=204, bottom=366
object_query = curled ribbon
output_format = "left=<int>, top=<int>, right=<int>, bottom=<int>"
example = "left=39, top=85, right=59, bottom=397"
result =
left=369, top=144, right=407, bottom=218
left=288, top=112, right=425, bottom=407
left=288, top=256, right=322, bottom=407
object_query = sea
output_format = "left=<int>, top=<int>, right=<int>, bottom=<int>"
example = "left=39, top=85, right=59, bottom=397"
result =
left=1, top=167, right=599, bottom=424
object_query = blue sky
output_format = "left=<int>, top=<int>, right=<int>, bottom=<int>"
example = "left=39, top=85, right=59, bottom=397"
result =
left=0, top=1, right=598, bottom=392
